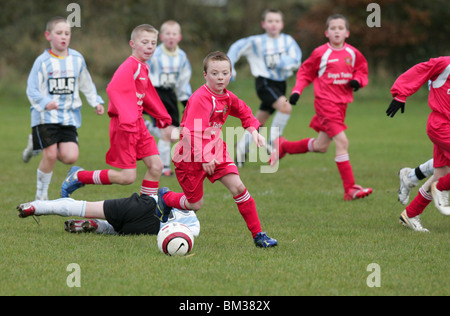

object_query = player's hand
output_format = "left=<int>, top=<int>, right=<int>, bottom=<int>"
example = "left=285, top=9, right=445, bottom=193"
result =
left=156, top=118, right=172, bottom=129
left=289, top=93, right=300, bottom=106
left=45, top=101, right=59, bottom=111
left=251, top=130, right=265, bottom=148
left=95, top=104, right=105, bottom=115
left=386, top=99, right=405, bottom=117
left=203, top=159, right=219, bottom=176
left=349, top=80, right=360, bottom=92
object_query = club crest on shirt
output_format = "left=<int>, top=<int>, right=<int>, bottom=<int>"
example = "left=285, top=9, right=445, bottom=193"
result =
left=345, top=57, right=353, bottom=66
left=223, top=104, right=229, bottom=116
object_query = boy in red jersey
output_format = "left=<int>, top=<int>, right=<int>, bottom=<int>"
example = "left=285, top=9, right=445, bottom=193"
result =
left=269, top=14, right=372, bottom=201
left=159, top=51, right=277, bottom=248
left=61, top=25, right=171, bottom=198
left=387, top=56, right=450, bottom=230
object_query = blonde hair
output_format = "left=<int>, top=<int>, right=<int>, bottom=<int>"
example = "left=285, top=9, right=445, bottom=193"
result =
left=46, top=16, right=70, bottom=32
left=160, top=20, right=181, bottom=34
left=130, top=24, right=158, bottom=41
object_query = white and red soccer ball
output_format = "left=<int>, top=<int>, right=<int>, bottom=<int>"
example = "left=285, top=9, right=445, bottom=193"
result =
left=157, top=222, right=194, bottom=256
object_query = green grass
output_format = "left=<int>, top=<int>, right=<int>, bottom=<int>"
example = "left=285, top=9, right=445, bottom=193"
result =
left=0, top=76, right=448, bottom=296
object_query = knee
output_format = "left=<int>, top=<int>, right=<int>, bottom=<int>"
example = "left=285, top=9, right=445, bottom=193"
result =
left=119, top=173, right=137, bottom=185
left=149, top=159, right=163, bottom=175
left=279, top=99, right=292, bottom=114
left=313, top=143, right=329, bottom=153
left=234, top=183, right=247, bottom=196
left=335, top=139, right=349, bottom=153
left=189, top=199, right=203, bottom=211
left=59, top=153, right=78, bottom=165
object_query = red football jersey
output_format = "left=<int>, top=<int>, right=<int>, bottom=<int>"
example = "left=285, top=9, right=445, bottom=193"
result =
left=391, top=56, right=450, bottom=120
left=174, top=84, right=260, bottom=164
left=107, top=56, right=171, bottom=132
left=292, top=43, right=369, bottom=104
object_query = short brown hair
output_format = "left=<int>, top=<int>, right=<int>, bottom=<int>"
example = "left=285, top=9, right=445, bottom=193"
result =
left=326, top=14, right=349, bottom=29
left=261, top=9, right=283, bottom=21
left=203, top=51, right=231, bottom=73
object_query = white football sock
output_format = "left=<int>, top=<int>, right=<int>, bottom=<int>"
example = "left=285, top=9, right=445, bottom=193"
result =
left=32, top=198, right=86, bottom=217
left=36, top=169, right=52, bottom=200
left=237, top=130, right=253, bottom=155
left=158, top=139, right=172, bottom=169
left=408, top=159, right=434, bottom=184
left=269, top=112, right=290, bottom=145
left=95, top=220, right=118, bottom=235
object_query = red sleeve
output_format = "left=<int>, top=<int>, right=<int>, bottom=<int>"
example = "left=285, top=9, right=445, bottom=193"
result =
left=391, top=58, right=446, bottom=102
left=229, top=96, right=261, bottom=132
left=142, top=82, right=172, bottom=128
left=292, top=49, right=320, bottom=95
left=353, top=50, right=369, bottom=88
left=106, top=61, right=140, bottom=132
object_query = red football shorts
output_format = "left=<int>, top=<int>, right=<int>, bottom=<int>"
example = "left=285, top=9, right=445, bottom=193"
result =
left=427, top=111, right=450, bottom=168
left=310, top=98, right=348, bottom=138
left=106, top=117, right=159, bottom=169
left=174, top=157, right=239, bottom=204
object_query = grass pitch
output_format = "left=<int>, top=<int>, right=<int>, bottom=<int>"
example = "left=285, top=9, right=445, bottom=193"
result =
left=0, top=76, right=448, bottom=296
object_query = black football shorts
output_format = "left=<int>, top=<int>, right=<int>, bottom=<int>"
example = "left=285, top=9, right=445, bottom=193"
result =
left=32, top=124, right=78, bottom=150
left=103, top=193, right=160, bottom=235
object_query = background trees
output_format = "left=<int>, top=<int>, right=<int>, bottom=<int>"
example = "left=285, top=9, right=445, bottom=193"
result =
left=0, top=0, right=449, bottom=84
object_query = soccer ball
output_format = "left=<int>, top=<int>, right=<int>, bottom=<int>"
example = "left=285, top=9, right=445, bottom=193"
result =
left=157, top=222, right=194, bottom=256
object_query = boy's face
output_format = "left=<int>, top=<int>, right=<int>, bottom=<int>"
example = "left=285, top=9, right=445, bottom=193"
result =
left=130, top=31, right=158, bottom=62
left=45, top=21, right=71, bottom=54
left=261, top=12, right=284, bottom=38
left=160, top=25, right=182, bottom=51
left=325, top=18, right=349, bottom=48
left=203, top=60, right=231, bottom=94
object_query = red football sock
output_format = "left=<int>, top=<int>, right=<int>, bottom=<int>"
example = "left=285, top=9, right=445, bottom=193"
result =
left=406, top=187, right=432, bottom=218
left=163, top=191, right=189, bottom=210
left=436, top=173, right=450, bottom=191
left=283, top=138, right=315, bottom=154
left=234, top=189, right=262, bottom=238
left=77, top=170, right=111, bottom=185
left=335, top=154, right=355, bottom=193
left=140, top=180, right=158, bottom=196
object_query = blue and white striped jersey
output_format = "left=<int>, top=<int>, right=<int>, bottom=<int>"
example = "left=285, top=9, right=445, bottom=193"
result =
left=162, top=208, right=200, bottom=237
left=26, top=48, right=104, bottom=128
left=227, top=33, right=302, bottom=82
left=147, top=44, right=192, bottom=102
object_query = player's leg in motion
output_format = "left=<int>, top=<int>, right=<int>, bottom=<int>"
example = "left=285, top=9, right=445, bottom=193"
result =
left=17, top=199, right=110, bottom=233
left=398, top=159, right=434, bottom=205
left=431, top=166, right=450, bottom=216
left=236, top=95, right=291, bottom=166
left=332, top=132, right=372, bottom=200
left=399, top=176, right=434, bottom=232
left=268, top=96, right=292, bottom=148
left=219, top=174, right=277, bottom=248
left=236, top=110, right=271, bottom=167
left=16, top=198, right=106, bottom=218
left=158, top=126, right=177, bottom=177
left=61, top=156, right=163, bottom=198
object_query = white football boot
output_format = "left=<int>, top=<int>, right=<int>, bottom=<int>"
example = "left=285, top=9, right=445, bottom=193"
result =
left=399, top=210, right=429, bottom=232
left=431, top=182, right=450, bottom=216
left=398, top=168, right=417, bottom=205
